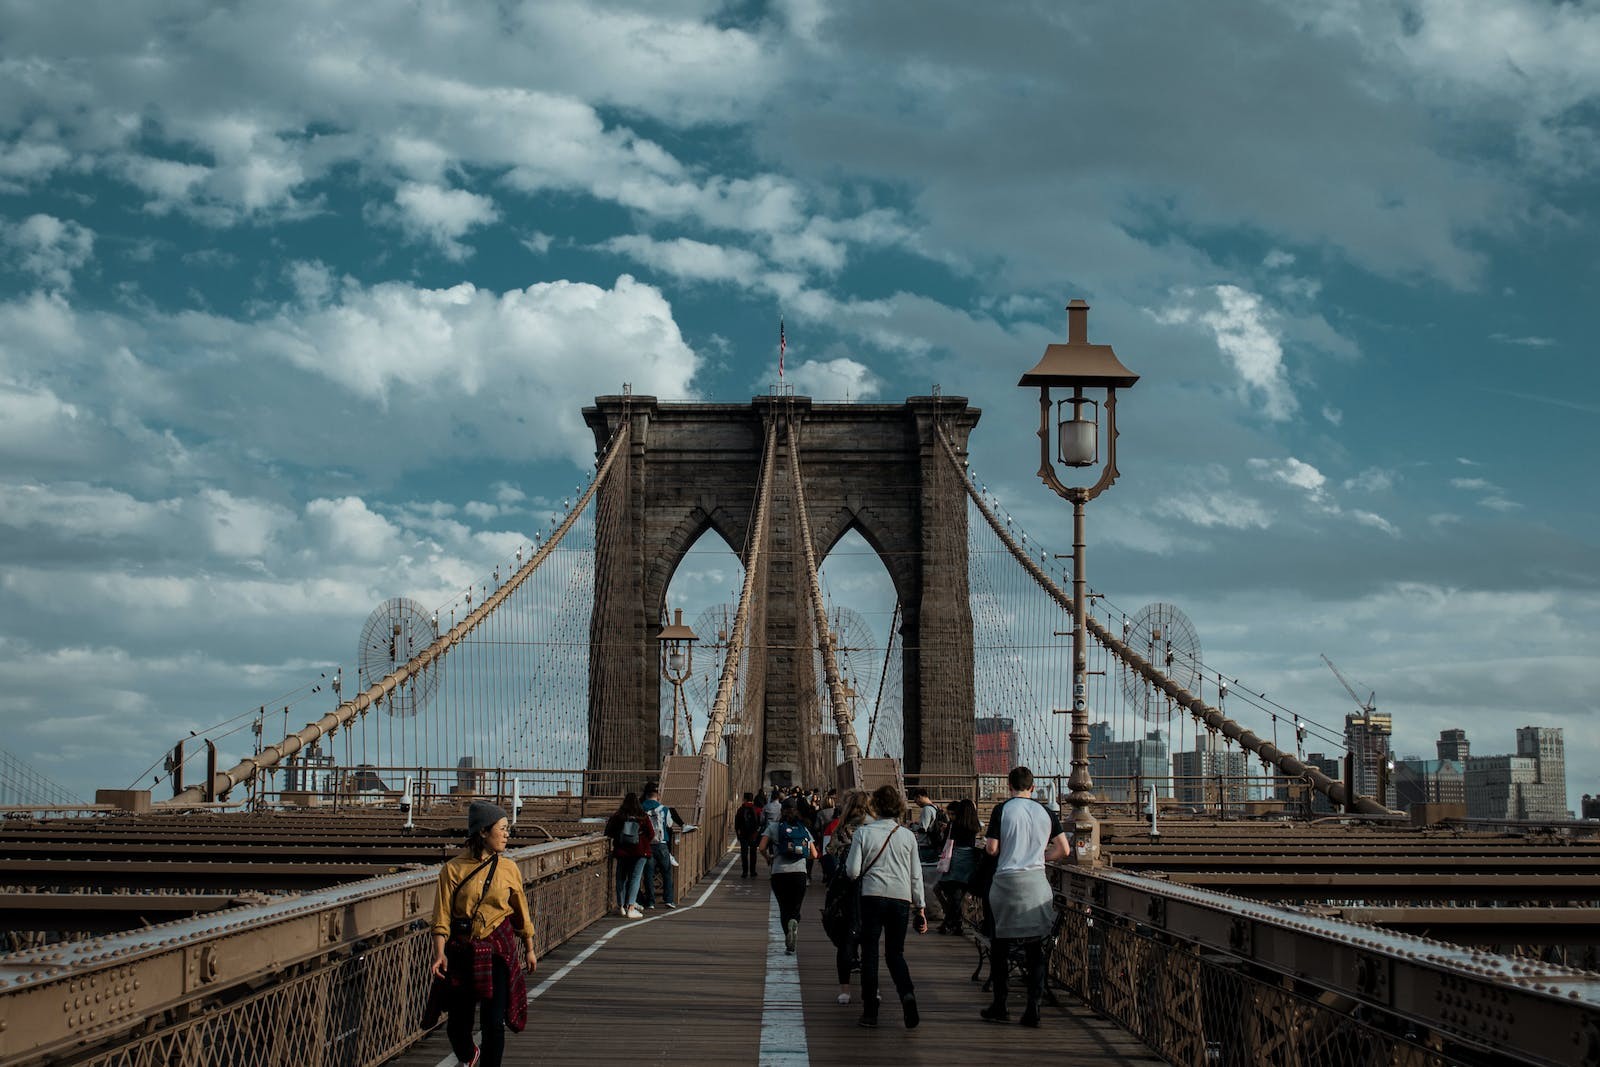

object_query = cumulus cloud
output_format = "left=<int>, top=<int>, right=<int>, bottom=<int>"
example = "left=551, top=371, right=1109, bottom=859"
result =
left=2, top=214, right=94, bottom=289
left=390, top=182, right=500, bottom=260
left=783, top=357, right=881, bottom=401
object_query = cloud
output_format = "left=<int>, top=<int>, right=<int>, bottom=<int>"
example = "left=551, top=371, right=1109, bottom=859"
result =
left=1152, top=491, right=1273, bottom=531
left=1248, top=456, right=1327, bottom=496
left=389, top=182, right=499, bottom=260
left=1343, top=468, right=1395, bottom=493
left=783, top=357, right=881, bottom=401
left=1156, top=286, right=1297, bottom=421
left=2, top=214, right=95, bottom=289
left=598, top=235, right=766, bottom=285
left=1491, top=332, right=1555, bottom=348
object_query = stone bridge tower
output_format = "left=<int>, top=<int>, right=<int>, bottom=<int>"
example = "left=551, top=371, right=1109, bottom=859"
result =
left=583, top=395, right=979, bottom=785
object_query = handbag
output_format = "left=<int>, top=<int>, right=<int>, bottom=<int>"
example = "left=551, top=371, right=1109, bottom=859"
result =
left=935, top=837, right=954, bottom=875
left=820, top=826, right=897, bottom=948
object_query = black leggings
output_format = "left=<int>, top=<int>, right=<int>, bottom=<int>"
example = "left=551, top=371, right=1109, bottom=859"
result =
left=447, top=954, right=510, bottom=1067
left=770, top=871, right=809, bottom=928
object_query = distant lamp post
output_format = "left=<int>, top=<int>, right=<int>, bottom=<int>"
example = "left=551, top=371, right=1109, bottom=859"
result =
left=1018, top=299, right=1139, bottom=866
left=656, top=608, right=699, bottom=757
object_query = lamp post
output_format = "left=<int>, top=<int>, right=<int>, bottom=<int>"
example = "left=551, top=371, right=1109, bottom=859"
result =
left=1017, top=299, right=1139, bottom=865
left=655, top=608, right=699, bottom=757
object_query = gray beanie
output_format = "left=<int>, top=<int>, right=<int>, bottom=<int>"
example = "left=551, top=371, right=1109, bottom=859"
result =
left=467, top=799, right=508, bottom=837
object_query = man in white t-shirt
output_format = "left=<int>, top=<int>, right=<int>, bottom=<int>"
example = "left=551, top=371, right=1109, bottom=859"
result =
left=980, top=765, right=1068, bottom=1027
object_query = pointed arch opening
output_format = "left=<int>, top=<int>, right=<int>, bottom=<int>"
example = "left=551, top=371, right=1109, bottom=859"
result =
left=816, top=526, right=902, bottom=763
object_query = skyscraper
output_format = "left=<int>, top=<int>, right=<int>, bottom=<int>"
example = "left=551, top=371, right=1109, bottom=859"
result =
left=1344, top=712, right=1393, bottom=802
left=1437, top=728, right=1470, bottom=763
left=1515, top=726, right=1566, bottom=820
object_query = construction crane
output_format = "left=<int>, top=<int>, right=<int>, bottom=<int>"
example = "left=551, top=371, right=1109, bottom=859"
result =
left=1320, top=654, right=1376, bottom=719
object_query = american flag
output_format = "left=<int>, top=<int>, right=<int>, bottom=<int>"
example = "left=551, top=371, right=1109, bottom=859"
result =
left=779, top=318, right=785, bottom=379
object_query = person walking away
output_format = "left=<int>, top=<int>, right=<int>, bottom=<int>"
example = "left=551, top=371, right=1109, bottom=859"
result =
left=734, top=792, right=762, bottom=877
left=980, top=766, right=1067, bottom=1027
left=429, top=800, right=538, bottom=1067
left=935, top=798, right=983, bottom=934
left=910, top=787, right=940, bottom=862
left=762, top=790, right=783, bottom=835
left=638, top=782, right=685, bottom=909
left=605, top=792, right=654, bottom=919
left=759, top=799, right=817, bottom=954
left=794, top=790, right=820, bottom=879
left=844, top=785, right=926, bottom=1029
left=821, top=789, right=871, bottom=1003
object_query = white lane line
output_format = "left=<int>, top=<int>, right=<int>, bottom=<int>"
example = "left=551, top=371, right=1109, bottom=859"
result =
left=758, top=890, right=810, bottom=1066
left=431, top=853, right=737, bottom=1067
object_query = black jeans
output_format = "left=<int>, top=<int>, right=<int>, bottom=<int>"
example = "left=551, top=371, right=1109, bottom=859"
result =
left=858, top=895, right=913, bottom=1010
left=740, top=839, right=758, bottom=875
left=990, top=936, right=1046, bottom=1011
left=447, top=953, right=510, bottom=1067
left=770, top=871, right=809, bottom=928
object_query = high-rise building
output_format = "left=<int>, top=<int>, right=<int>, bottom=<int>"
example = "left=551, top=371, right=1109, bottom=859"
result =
left=1516, top=726, right=1566, bottom=819
left=1172, top=733, right=1250, bottom=812
left=975, top=716, right=1018, bottom=776
left=1392, top=758, right=1464, bottom=811
left=1101, top=730, right=1170, bottom=801
left=1464, top=755, right=1539, bottom=820
left=1583, top=795, right=1600, bottom=820
left=1437, top=728, right=1470, bottom=763
left=1344, top=712, right=1393, bottom=802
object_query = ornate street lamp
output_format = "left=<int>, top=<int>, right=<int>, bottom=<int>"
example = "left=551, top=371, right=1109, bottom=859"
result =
left=655, top=608, right=699, bottom=757
left=1018, top=299, right=1139, bottom=865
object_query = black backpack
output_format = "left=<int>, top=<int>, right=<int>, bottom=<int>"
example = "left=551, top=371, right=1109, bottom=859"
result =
left=616, top=817, right=641, bottom=846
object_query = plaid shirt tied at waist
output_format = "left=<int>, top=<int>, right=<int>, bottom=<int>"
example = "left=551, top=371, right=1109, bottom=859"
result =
left=448, top=917, right=528, bottom=1032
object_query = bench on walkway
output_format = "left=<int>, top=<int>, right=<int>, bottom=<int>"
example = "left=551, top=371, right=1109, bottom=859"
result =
left=962, top=898, right=1066, bottom=1008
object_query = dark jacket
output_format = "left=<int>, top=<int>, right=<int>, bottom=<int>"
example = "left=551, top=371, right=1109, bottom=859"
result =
left=604, top=810, right=655, bottom=859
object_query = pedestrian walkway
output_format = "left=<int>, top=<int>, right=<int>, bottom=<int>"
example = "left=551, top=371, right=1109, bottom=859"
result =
left=392, top=855, right=1162, bottom=1066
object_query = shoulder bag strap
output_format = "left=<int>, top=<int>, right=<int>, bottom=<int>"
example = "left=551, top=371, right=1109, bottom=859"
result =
left=452, top=855, right=500, bottom=929
left=859, top=825, right=897, bottom=879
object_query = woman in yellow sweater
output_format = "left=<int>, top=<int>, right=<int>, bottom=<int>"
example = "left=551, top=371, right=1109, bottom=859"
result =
left=429, top=800, right=537, bottom=1067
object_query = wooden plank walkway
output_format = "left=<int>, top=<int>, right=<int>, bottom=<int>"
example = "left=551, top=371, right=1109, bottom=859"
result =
left=392, top=854, right=1162, bottom=1066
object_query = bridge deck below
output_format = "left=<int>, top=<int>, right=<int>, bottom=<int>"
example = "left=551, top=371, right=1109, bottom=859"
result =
left=393, top=854, right=1159, bottom=1066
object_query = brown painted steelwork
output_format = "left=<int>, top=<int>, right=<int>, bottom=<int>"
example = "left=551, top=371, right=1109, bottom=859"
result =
left=0, top=834, right=613, bottom=1065
left=1051, top=864, right=1600, bottom=1067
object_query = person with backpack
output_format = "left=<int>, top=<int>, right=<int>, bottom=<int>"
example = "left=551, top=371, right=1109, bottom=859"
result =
left=820, top=788, right=870, bottom=1004
left=638, top=782, right=685, bottom=909
left=758, top=798, right=818, bottom=954
left=844, top=785, right=926, bottom=1030
left=427, top=800, right=537, bottom=1067
left=910, top=788, right=941, bottom=862
left=734, top=792, right=763, bottom=877
left=604, top=792, right=654, bottom=919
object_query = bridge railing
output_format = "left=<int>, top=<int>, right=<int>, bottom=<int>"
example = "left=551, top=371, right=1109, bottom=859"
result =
left=0, top=834, right=615, bottom=1066
left=255, top=765, right=661, bottom=818
left=1040, top=864, right=1599, bottom=1067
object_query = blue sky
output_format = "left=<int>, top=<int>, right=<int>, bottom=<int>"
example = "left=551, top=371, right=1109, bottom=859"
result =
left=0, top=0, right=1595, bottom=808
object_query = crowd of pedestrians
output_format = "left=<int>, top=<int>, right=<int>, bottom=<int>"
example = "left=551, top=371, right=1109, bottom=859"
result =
left=428, top=766, right=1068, bottom=1059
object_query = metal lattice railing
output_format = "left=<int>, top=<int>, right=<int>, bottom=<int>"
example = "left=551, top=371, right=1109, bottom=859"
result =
left=1032, top=865, right=1599, bottom=1067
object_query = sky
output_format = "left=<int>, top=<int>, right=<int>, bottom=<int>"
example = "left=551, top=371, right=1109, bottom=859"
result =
left=0, top=0, right=1595, bottom=810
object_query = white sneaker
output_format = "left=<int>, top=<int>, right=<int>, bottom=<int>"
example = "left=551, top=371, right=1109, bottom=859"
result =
left=625, top=905, right=644, bottom=919
left=837, top=993, right=851, bottom=1005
